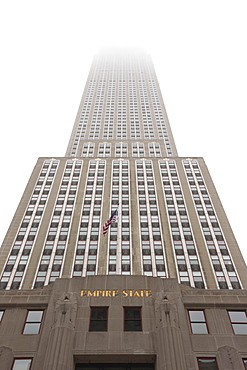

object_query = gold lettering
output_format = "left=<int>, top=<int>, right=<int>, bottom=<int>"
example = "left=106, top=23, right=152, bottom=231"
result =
left=133, top=290, right=141, bottom=297
left=145, top=290, right=152, bottom=297
left=87, top=290, right=97, bottom=297
left=112, top=290, right=119, bottom=297
left=105, top=290, right=112, bottom=297
left=81, top=288, right=152, bottom=297
left=80, top=290, right=87, bottom=297
left=96, top=290, right=105, bottom=297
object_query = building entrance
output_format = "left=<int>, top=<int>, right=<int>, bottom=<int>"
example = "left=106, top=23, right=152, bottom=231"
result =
left=75, top=364, right=154, bottom=370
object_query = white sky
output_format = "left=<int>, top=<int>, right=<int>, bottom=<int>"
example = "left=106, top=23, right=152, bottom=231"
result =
left=0, top=1, right=246, bottom=263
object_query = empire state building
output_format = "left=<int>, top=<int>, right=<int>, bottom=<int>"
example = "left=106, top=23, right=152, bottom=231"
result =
left=0, top=49, right=246, bottom=370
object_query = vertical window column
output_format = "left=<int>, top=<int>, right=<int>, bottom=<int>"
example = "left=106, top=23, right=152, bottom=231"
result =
left=183, top=159, right=242, bottom=289
left=33, top=160, right=82, bottom=288
left=70, top=65, right=98, bottom=155
left=88, top=64, right=107, bottom=139
left=0, top=160, right=59, bottom=290
left=116, top=68, right=127, bottom=139
left=146, top=63, right=173, bottom=155
left=103, top=67, right=115, bottom=139
left=159, top=160, right=206, bottom=288
left=107, top=160, right=131, bottom=275
left=129, top=69, right=141, bottom=139
left=136, top=160, right=167, bottom=278
left=72, top=160, right=105, bottom=277
left=138, top=66, right=154, bottom=140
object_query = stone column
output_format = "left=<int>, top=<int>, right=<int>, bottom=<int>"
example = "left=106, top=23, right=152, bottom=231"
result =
left=217, top=346, right=245, bottom=370
left=0, top=346, right=13, bottom=370
left=43, top=293, right=77, bottom=370
left=155, top=292, right=187, bottom=370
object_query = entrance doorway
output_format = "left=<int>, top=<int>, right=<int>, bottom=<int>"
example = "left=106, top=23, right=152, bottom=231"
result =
left=76, top=364, right=154, bottom=370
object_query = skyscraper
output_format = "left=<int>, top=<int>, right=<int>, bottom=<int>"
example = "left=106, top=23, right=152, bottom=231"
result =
left=0, top=49, right=246, bottom=370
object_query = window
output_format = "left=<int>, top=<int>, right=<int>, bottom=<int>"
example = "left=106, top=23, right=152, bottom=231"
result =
left=124, top=307, right=142, bottom=331
left=0, top=310, right=4, bottom=322
left=197, top=358, right=218, bottom=370
left=23, top=310, right=44, bottom=334
left=89, top=307, right=108, bottom=331
left=12, top=358, right=32, bottom=370
left=228, top=311, right=247, bottom=334
left=188, top=310, right=208, bottom=334
left=243, top=359, right=247, bottom=369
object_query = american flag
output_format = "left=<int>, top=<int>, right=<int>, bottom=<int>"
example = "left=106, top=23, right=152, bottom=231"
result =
left=103, top=209, right=118, bottom=235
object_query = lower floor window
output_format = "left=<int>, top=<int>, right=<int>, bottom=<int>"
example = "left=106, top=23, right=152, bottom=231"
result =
left=89, top=307, right=108, bottom=331
left=23, top=310, right=44, bottom=334
left=228, top=311, right=247, bottom=334
left=243, top=359, right=247, bottom=369
left=12, top=358, right=32, bottom=370
left=198, top=358, right=218, bottom=370
left=124, top=307, right=142, bottom=331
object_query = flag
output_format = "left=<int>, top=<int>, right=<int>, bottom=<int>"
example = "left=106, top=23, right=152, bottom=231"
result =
left=103, top=209, right=118, bottom=235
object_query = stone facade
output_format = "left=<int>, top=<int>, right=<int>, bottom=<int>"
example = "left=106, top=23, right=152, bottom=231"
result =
left=0, top=276, right=246, bottom=369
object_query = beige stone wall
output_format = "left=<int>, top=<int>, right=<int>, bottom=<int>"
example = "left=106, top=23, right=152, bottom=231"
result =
left=0, top=276, right=246, bottom=369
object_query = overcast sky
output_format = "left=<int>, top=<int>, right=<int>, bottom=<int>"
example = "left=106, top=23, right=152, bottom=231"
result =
left=0, top=1, right=246, bottom=263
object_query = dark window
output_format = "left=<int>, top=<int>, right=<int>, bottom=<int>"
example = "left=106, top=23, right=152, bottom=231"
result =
left=89, top=307, right=108, bottom=331
left=11, top=281, right=21, bottom=289
left=197, top=358, right=218, bottom=370
left=23, top=310, right=44, bottom=334
left=188, top=310, right=208, bottom=334
left=195, top=281, right=205, bottom=289
left=11, top=358, right=32, bottom=370
left=124, top=307, right=142, bottom=331
left=228, top=311, right=247, bottom=334
left=243, top=359, right=247, bottom=369
left=0, top=310, right=4, bottom=322
left=33, top=281, right=44, bottom=289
